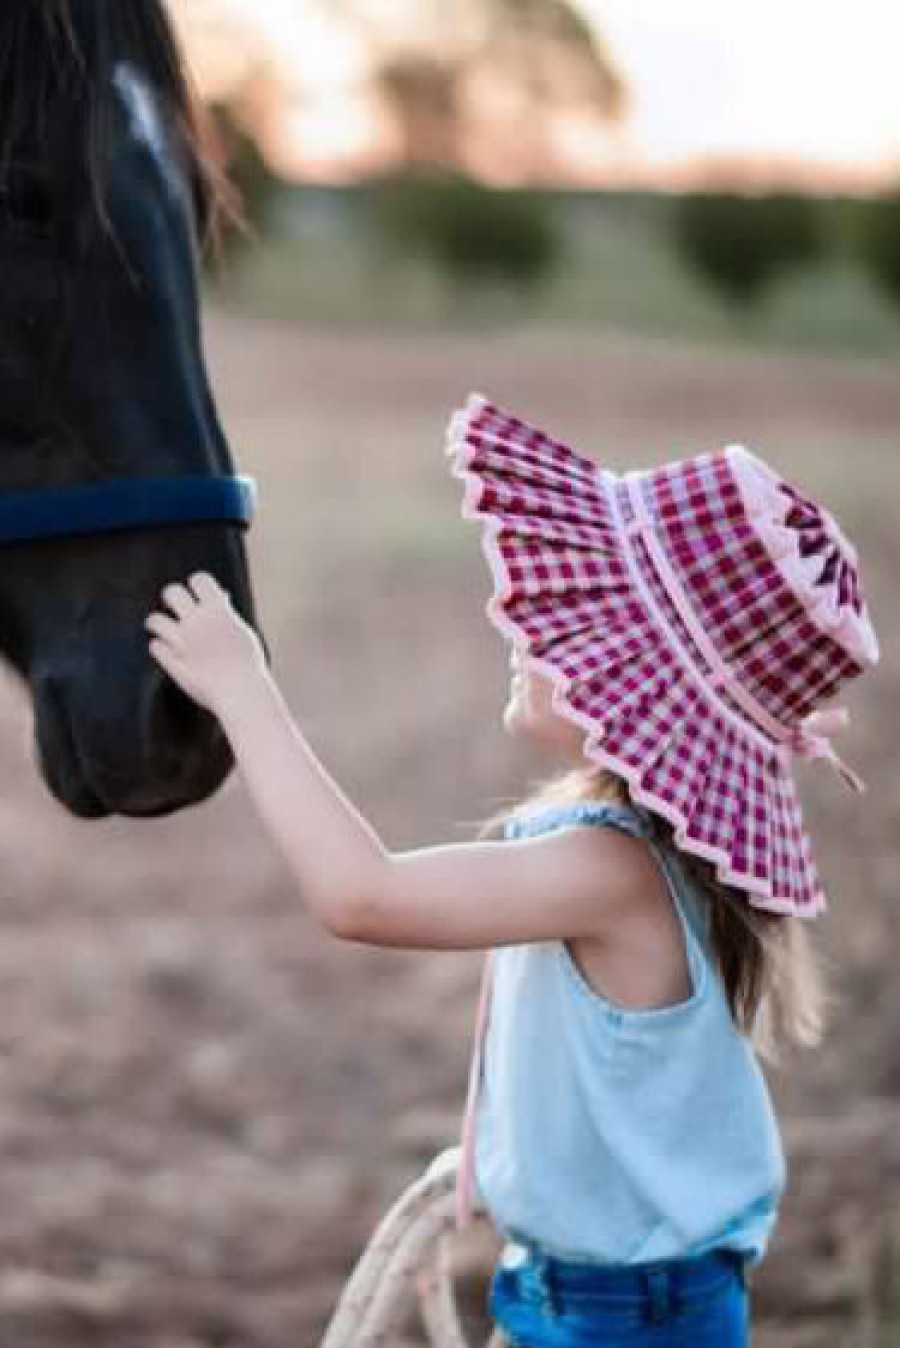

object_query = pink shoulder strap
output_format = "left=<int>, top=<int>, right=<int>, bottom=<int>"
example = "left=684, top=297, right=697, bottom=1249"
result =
left=455, top=949, right=495, bottom=1230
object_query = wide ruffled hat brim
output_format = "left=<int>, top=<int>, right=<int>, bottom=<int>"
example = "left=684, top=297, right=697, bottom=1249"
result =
left=447, top=393, right=826, bottom=917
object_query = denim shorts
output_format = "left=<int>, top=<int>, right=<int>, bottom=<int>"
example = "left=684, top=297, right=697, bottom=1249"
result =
left=488, top=1240, right=751, bottom=1347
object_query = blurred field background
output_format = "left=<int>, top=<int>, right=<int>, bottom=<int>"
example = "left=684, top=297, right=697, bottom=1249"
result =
left=0, top=1, right=899, bottom=1345
left=213, top=185, right=900, bottom=357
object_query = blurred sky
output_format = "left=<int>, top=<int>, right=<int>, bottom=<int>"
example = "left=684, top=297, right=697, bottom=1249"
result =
left=173, top=0, right=900, bottom=189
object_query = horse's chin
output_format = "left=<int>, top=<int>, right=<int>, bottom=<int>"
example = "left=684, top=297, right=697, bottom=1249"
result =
left=51, top=782, right=110, bottom=820
left=112, top=792, right=220, bottom=820
left=29, top=665, right=236, bottom=819
left=46, top=772, right=227, bottom=820
left=32, top=722, right=232, bottom=820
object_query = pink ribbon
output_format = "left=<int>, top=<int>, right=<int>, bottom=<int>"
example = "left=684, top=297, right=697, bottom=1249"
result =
left=786, top=707, right=867, bottom=793
left=455, top=952, right=495, bottom=1231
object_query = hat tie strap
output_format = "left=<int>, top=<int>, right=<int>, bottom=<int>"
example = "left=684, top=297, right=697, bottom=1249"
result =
left=455, top=952, right=495, bottom=1230
left=786, top=708, right=867, bottom=794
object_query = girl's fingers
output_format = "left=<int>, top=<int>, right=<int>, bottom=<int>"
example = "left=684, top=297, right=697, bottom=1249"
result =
left=145, top=612, right=182, bottom=643
left=149, top=642, right=209, bottom=707
left=160, top=583, right=197, bottom=617
left=188, top=572, right=226, bottom=604
left=149, top=638, right=190, bottom=680
left=148, top=639, right=178, bottom=673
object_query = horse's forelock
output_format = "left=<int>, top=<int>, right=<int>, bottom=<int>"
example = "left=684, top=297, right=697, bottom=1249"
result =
left=0, top=0, right=239, bottom=251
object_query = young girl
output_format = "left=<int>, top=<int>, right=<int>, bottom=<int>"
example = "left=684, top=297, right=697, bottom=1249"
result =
left=146, top=395, right=880, bottom=1347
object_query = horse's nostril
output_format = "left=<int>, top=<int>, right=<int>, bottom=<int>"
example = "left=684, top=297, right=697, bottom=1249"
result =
left=169, top=680, right=198, bottom=735
left=148, top=670, right=206, bottom=756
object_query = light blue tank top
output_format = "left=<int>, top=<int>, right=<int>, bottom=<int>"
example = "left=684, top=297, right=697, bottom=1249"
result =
left=475, top=799, right=787, bottom=1269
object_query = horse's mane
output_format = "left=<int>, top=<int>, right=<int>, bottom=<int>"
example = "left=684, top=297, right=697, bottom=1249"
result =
left=0, top=0, right=238, bottom=251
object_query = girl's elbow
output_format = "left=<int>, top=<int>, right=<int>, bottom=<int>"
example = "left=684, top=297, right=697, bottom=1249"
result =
left=313, top=856, right=399, bottom=943
left=321, top=892, right=380, bottom=943
left=321, top=859, right=396, bottom=943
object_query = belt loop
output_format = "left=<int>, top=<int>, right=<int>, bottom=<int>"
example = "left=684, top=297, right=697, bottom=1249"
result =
left=643, top=1267, right=673, bottom=1324
left=728, top=1249, right=750, bottom=1289
left=530, top=1250, right=561, bottom=1317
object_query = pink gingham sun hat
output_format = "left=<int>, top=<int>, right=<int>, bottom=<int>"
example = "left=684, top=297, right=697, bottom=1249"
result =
left=446, top=394, right=880, bottom=918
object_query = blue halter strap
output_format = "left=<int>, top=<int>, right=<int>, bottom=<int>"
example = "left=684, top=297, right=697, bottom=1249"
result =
left=0, top=475, right=257, bottom=543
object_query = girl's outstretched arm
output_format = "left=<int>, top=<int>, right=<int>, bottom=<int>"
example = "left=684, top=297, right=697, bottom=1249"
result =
left=146, top=574, right=653, bottom=952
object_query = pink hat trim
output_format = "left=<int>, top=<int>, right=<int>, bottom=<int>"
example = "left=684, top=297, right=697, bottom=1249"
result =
left=727, top=446, right=879, bottom=669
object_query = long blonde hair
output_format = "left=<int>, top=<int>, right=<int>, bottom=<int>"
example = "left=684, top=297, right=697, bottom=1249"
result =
left=480, top=764, right=837, bottom=1066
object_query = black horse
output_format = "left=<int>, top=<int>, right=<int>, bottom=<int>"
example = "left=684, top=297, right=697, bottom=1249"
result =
left=0, top=0, right=265, bottom=819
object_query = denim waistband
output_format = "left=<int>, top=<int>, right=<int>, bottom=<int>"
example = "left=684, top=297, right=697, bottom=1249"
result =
left=500, top=1238, right=748, bottom=1297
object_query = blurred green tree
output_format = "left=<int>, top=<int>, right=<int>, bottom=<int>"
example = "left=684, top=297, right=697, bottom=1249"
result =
left=852, top=187, right=900, bottom=311
left=670, top=191, right=826, bottom=308
left=374, top=173, right=558, bottom=288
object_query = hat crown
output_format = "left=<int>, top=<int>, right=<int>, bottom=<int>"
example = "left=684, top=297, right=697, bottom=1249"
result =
left=621, top=445, right=878, bottom=734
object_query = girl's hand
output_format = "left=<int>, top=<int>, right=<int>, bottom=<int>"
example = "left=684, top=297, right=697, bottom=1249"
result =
left=145, top=573, right=267, bottom=718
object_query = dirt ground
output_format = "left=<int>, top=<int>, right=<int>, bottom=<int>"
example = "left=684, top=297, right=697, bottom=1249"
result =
left=0, top=314, right=897, bottom=1347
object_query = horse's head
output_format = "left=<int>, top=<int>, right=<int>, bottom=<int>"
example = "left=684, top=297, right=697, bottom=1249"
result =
left=0, top=0, right=265, bottom=819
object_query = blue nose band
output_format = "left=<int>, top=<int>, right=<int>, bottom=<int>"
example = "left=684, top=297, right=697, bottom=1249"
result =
left=0, top=475, right=258, bottom=544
